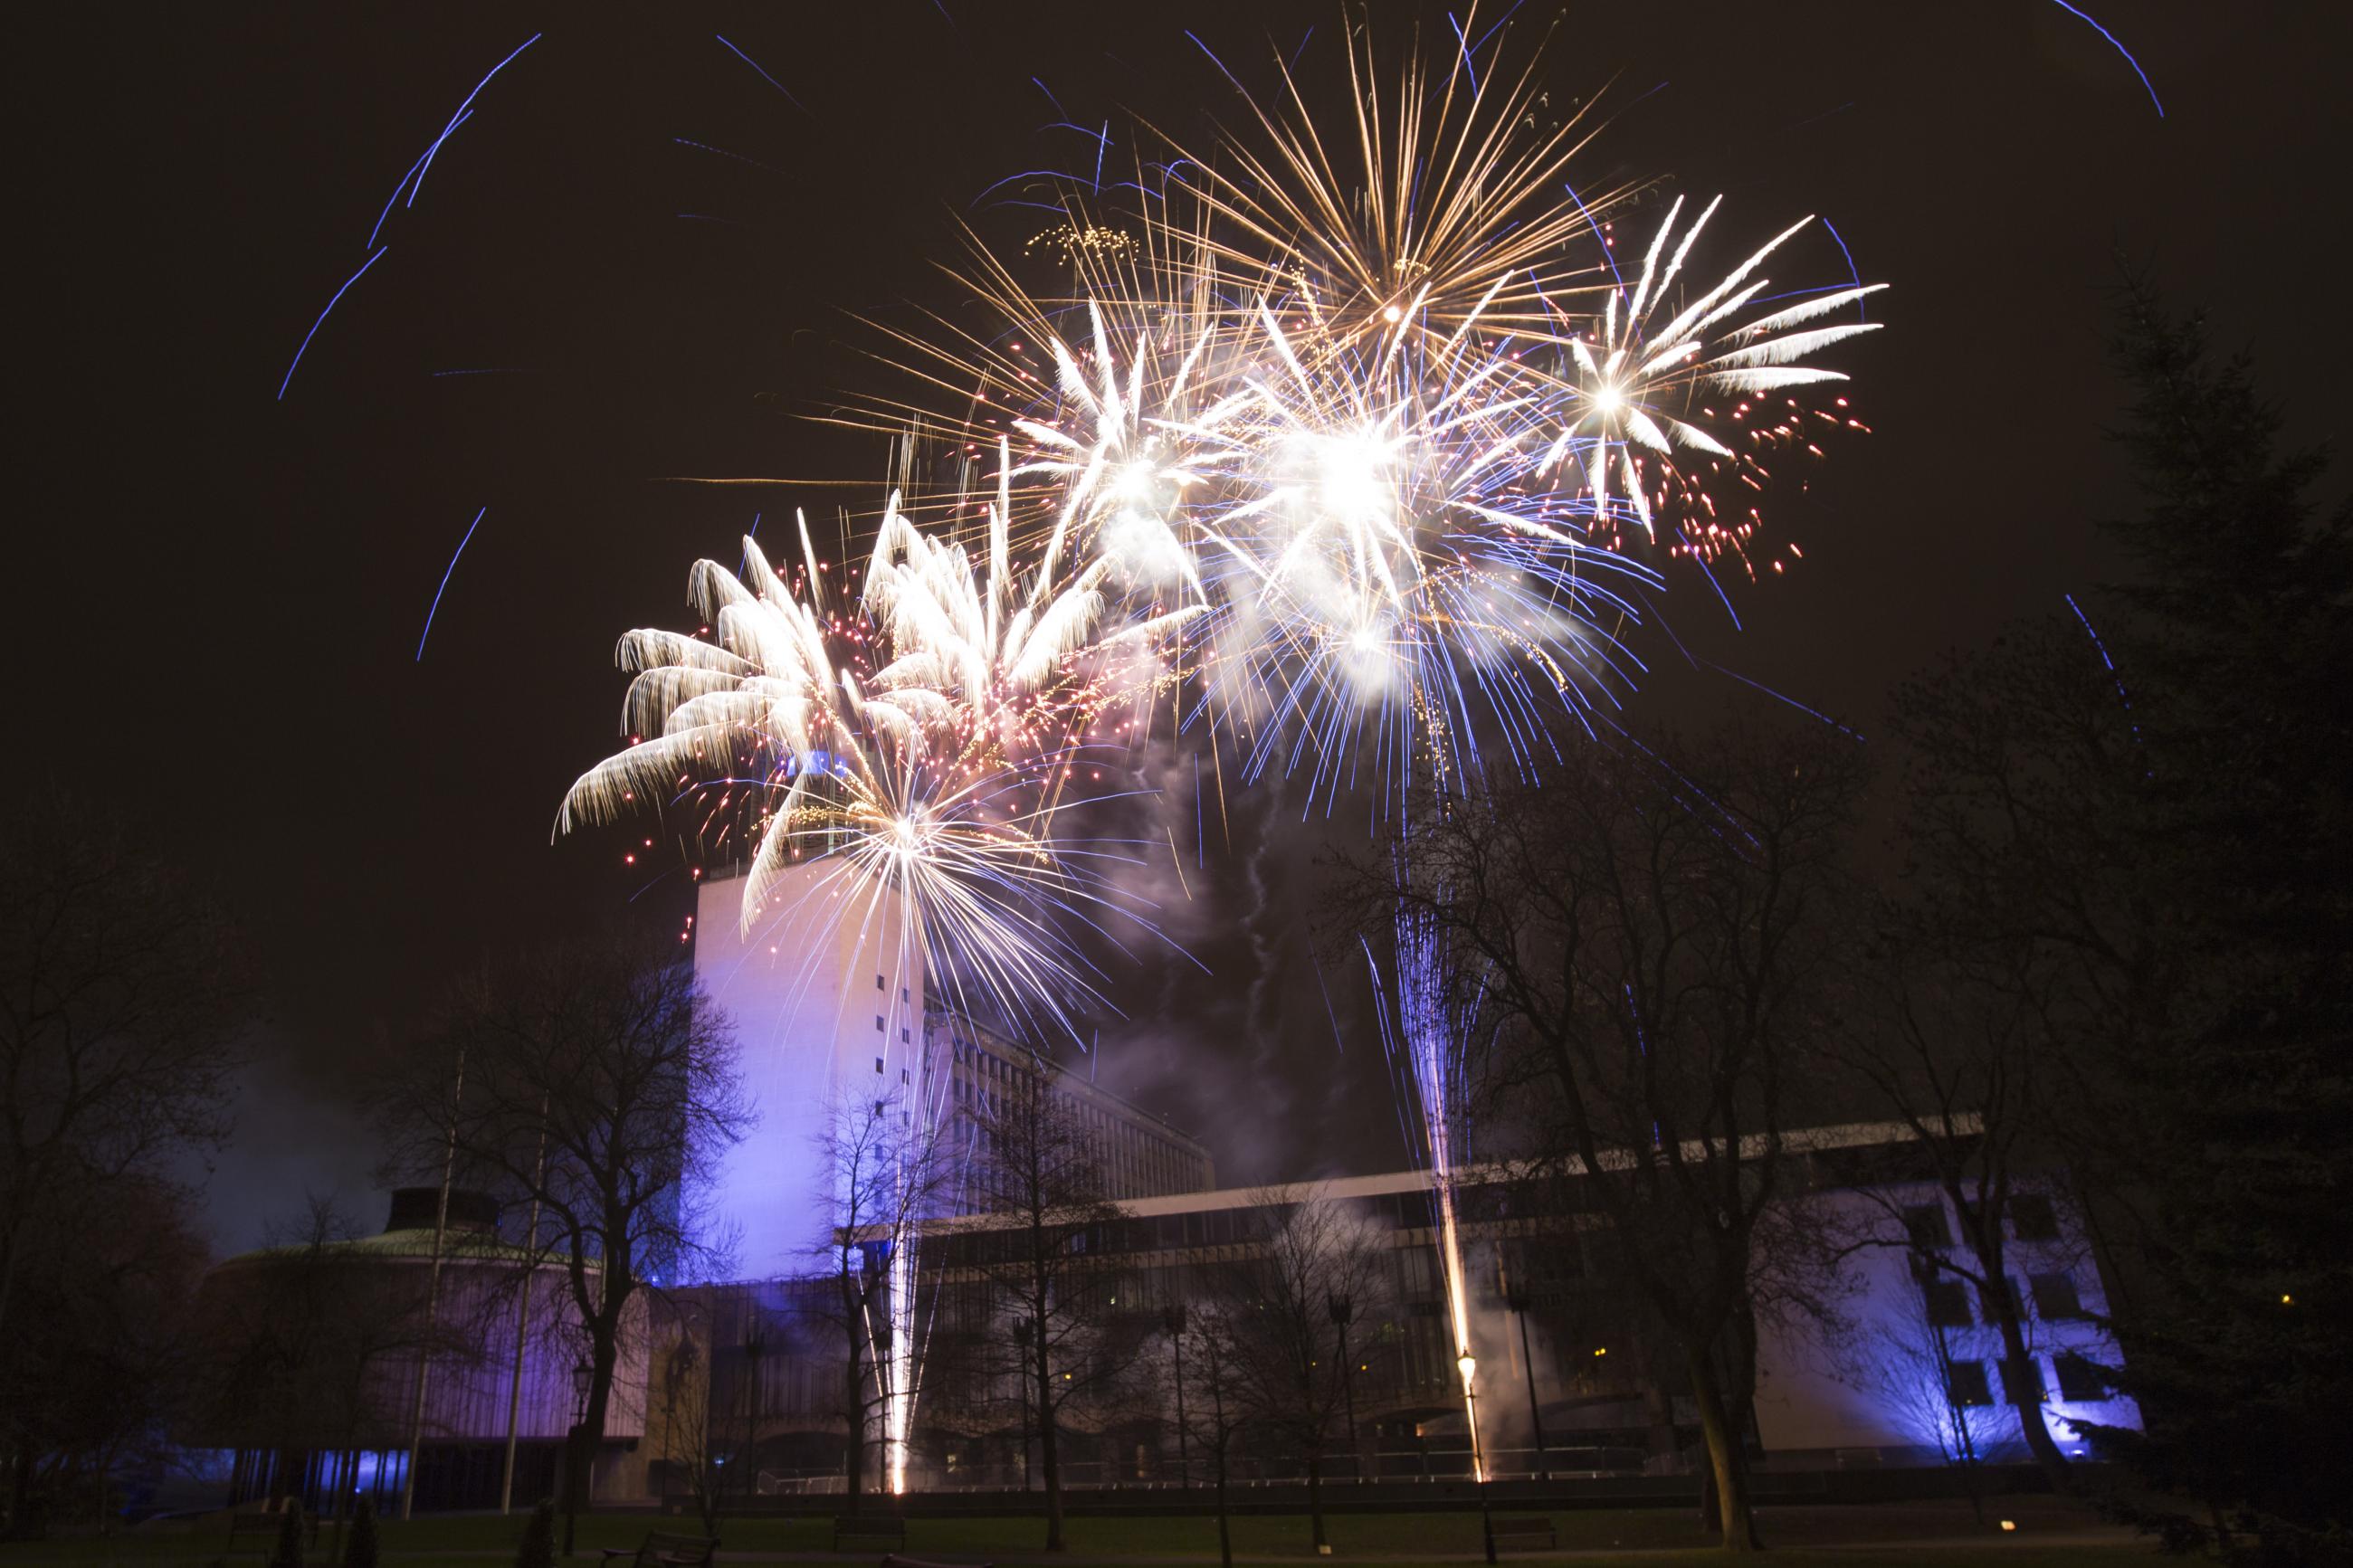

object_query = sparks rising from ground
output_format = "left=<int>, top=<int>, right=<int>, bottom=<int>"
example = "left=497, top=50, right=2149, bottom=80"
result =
left=1371, top=903, right=1488, bottom=1479
left=565, top=21, right=1889, bottom=1491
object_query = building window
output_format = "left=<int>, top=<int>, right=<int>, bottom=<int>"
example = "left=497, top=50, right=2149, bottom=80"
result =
left=876, top=974, right=885, bottom=990
left=875, top=1015, right=885, bottom=1031
left=874, top=1057, right=884, bottom=1075
left=900, top=1027, right=911, bottom=1044
left=1945, top=1362, right=1994, bottom=1408
left=1996, top=1355, right=2042, bottom=1404
left=2053, top=1352, right=2113, bottom=1402
left=1924, top=1279, right=1974, bottom=1328
left=1902, top=1203, right=1952, bottom=1250
left=2029, top=1272, right=2086, bottom=1320
left=2011, top=1194, right=2060, bottom=1242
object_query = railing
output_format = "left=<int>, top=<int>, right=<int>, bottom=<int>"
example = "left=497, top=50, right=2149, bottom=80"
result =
left=751, top=1446, right=1665, bottom=1496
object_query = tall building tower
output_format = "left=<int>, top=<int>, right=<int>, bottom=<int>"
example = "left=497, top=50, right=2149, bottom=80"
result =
left=690, top=865, right=926, bottom=1280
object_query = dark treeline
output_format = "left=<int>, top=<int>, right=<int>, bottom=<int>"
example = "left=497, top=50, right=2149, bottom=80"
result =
left=1333, top=280, right=2350, bottom=1560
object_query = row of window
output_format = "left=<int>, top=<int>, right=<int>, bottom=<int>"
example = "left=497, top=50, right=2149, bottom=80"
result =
left=1920, top=1270, right=2086, bottom=1327
left=1902, top=1194, right=2062, bottom=1250
left=1945, top=1350, right=2115, bottom=1407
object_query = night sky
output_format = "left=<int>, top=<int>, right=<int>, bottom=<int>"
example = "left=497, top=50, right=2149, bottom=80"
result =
left=16, top=4, right=2347, bottom=1255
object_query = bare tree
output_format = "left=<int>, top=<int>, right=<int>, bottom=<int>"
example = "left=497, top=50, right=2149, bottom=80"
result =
left=1835, top=1279, right=1997, bottom=1523
left=1829, top=928, right=2084, bottom=1490
left=376, top=934, right=748, bottom=1549
left=811, top=1087, right=946, bottom=1512
left=1881, top=616, right=2171, bottom=1287
left=2, top=1172, right=205, bottom=1537
left=1341, top=722, right=1867, bottom=1552
left=648, top=1297, right=753, bottom=1537
left=963, top=1060, right=1128, bottom=1552
left=0, top=798, right=252, bottom=1346
left=185, top=1194, right=487, bottom=1548
left=1167, top=1303, right=1252, bottom=1568
left=1215, top=1187, right=1386, bottom=1555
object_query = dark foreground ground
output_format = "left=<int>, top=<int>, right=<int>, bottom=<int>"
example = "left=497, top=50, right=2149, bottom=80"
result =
left=0, top=1495, right=2152, bottom=1567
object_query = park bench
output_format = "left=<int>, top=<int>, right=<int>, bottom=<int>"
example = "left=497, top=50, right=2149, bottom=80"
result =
left=833, top=1514, right=907, bottom=1553
left=601, top=1530, right=720, bottom=1568
left=228, top=1508, right=319, bottom=1552
left=1489, top=1516, right=1558, bottom=1553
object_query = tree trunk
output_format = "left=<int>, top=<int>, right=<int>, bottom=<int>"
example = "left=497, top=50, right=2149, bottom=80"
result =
left=567, top=1337, right=618, bottom=1556
left=843, top=1338, right=866, bottom=1515
left=1986, top=1286, right=2072, bottom=1491
left=1213, top=1452, right=1233, bottom=1568
left=1036, top=1332, right=1064, bottom=1551
left=1685, top=1348, right=1759, bottom=1553
left=1306, top=1448, right=1328, bottom=1550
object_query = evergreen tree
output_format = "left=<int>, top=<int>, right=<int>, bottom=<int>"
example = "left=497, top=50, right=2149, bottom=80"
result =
left=2085, top=280, right=2353, bottom=1555
left=515, top=1499, right=556, bottom=1568
left=268, top=1507, right=305, bottom=1568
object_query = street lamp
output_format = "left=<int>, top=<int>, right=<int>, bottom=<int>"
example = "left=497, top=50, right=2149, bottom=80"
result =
left=1162, top=1304, right=1190, bottom=1488
left=1327, top=1292, right=1358, bottom=1469
left=1459, top=1354, right=1496, bottom=1567
left=564, top=1358, right=592, bottom=1557
left=1503, top=1282, right=1548, bottom=1478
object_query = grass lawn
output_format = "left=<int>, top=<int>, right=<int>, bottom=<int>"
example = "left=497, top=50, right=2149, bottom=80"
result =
left=0, top=1501, right=2151, bottom=1567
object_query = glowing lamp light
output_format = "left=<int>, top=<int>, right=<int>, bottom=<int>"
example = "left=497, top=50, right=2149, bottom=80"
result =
left=2000, top=1521, right=2017, bottom=1533
left=1457, top=1353, right=1477, bottom=1383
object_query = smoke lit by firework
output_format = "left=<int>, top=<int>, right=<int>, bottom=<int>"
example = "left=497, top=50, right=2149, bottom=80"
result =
left=556, top=22, right=1887, bottom=1486
left=577, top=20, right=1882, bottom=999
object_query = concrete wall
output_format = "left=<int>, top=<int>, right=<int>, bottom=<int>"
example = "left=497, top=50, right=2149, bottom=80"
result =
left=691, top=865, right=923, bottom=1280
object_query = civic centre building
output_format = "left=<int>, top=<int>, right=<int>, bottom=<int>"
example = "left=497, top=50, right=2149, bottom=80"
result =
left=185, top=868, right=2139, bottom=1511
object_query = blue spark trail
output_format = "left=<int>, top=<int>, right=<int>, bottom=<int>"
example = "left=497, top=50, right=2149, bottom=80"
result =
left=2044, top=0, right=2164, bottom=118
left=1820, top=217, right=1863, bottom=320
left=672, top=138, right=794, bottom=178
left=278, top=246, right=387, bottom=401
left=716, top=34, right=807, bottom=114
left=416, top=506, right=488, bottom=660
left=368, top=123, right=460, bottom=249
left=2064, top=591, right=2144, bottom=748
left=1448, top=14, right=1481, bottom=93
left=407, top=33, right=544, bottom=211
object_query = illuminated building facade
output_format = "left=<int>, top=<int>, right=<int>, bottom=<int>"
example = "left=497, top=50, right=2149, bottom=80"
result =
left=639, top=1121, right=2139, bottom=1497
left=690, top=866, right=926, bottom=1279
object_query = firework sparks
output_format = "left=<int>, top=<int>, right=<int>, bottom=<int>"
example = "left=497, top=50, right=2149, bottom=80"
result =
left=829, top=18, right=1886, bottom=809
left=566, top=20, right=1892, bottom=1484
left=1371, top=903, right=1487, bottom=1478
left=556, top=506, right=1150, bottom=1044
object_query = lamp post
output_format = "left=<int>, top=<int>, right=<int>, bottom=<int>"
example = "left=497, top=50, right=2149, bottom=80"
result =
left=1162, top=1304, right=1190, bottom=1488
left=1459, top=1354, right=1496, bottom=1567
left=1503, top=1282, right=1547, bottom=1479
left=563, top=1357, right=591, bottom=1557
left=1327, top=1292, right=1358, bottom=1473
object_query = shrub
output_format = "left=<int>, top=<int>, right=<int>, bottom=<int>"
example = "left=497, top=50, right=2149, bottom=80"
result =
left=345, top=1496, right=378, bottom=1568
left=516, top=1498, right=557, bottom=1568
